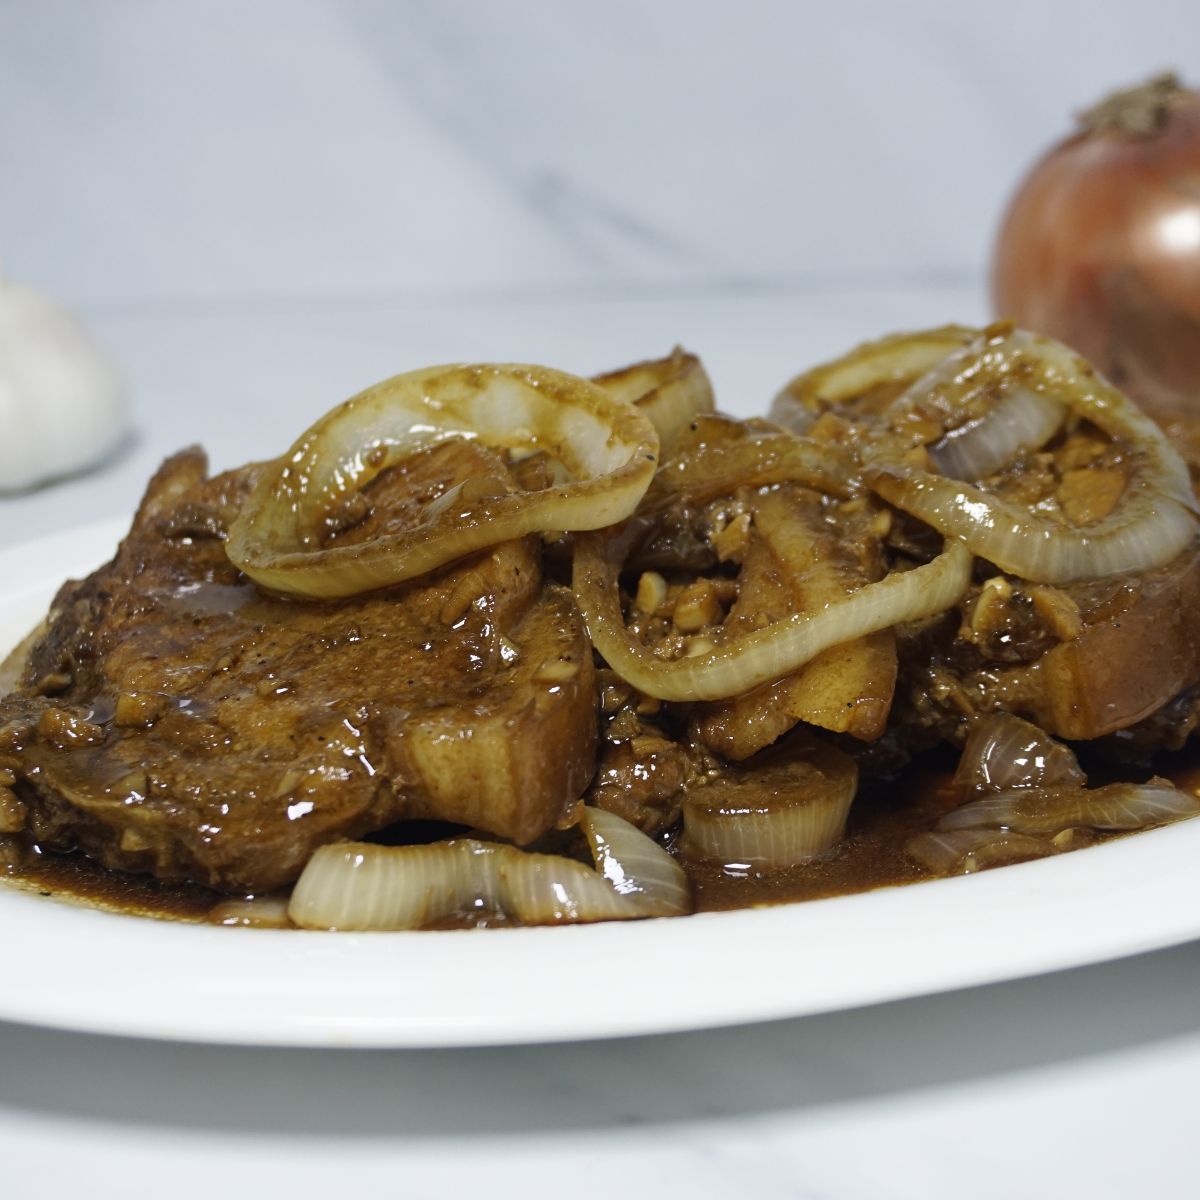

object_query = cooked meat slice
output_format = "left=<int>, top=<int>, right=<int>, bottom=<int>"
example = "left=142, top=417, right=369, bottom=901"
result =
left=393, top=586, right=595, bottom=835
left=880, top=413, right=1200, bottom=749
left=695, top=484, right=897, bottom=760
left=0, top=441, right=596, bottom=893
left=587, top=721, right=692, bottom=835
left=897, top=541, right=1200, bottom=744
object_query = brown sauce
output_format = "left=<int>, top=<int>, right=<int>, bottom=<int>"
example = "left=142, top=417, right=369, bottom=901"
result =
left=8, top=744, right=1197, bottom=927
left=4, top=843, right=223, bottom=921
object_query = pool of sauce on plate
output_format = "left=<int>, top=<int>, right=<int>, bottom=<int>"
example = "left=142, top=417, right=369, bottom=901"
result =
left=5, top=748, right=1199, bottom=926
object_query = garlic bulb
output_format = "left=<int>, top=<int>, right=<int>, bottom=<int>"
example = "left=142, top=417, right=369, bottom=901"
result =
left=0, top=273, right=128, bottom=492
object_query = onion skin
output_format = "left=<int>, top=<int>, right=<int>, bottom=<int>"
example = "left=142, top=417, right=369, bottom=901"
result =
left=992, top=73, right=1200, bottom=416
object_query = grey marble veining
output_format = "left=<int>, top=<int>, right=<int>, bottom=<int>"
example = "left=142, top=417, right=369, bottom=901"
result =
left=2, top=0, right=1197, bottom=307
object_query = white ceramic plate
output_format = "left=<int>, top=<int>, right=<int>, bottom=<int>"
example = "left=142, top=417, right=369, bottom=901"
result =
left=4, top=518, right=1200, bottom=1048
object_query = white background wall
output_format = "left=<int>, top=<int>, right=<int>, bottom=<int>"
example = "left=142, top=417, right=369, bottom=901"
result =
left=3, top=0, right=1198, bottom=310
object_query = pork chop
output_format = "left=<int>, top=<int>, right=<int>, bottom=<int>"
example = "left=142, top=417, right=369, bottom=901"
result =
left=0, top=441, right=596, bottom=893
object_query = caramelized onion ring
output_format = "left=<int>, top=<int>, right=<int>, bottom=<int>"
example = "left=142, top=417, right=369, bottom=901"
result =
left=593, top=348, right=716, bottom=454
left=648, top=426, right=856, bottom=507
left=867, top=333, right=1199, bottom=583
left=928, top=386, right=1065, bottom=481
left=680, top=737, right=858, bottom=867
left=884, top=329, right=1068, bottom=479
left=770, top=325, right=977, bottom=432
left=574, top=524, right=972, bottom=702
left=288, top=807, right=690, bottom=929
left=227, top=364, right=659, bottom=598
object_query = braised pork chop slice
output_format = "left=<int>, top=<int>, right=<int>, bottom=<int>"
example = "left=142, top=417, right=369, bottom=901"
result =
left=0, top=441, right=596, bottom=893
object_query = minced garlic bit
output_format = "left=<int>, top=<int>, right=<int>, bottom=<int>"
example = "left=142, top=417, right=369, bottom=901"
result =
left=634, top=570, right=668, bottom=614
left=967, top=575, right=1014, bottom=640
left=672, top=579, right=722, bottom=632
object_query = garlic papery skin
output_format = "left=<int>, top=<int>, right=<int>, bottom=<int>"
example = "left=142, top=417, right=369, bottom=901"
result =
left=0, top=276, right=128, bottom=492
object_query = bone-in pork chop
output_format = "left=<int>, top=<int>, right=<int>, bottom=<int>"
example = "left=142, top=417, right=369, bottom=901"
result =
left=0, top=441, right=596, bottom=893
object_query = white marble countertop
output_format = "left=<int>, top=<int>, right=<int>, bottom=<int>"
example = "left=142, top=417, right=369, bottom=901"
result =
left=4, top=2, right=1200, bottom=1194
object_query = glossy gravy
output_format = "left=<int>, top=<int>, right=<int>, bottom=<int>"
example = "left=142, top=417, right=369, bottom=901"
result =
left=8, top=745, right=1196, bottom=927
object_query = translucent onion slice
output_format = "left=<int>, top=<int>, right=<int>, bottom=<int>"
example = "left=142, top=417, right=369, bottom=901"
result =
left=680, top=739, right=858, bottom=868
left=770, top=325, right=977, bottom=432
left=905, top=828, right=1070, bottom=875
left=683, top=795, right=850, bottom=867
left=877, top=327, right=1066, bottom=478
left=929, top=387, right=1065, bottom=481
left=952, top=712, right=1086, bottom=800
left=574, top=527, right=972, bottom=702
left=867, top=331, right=1199, bottom=583
left=226, top=363, right=660, bottom=599
left=580, top=805, right=691, bottom=915
left=288, top=810, right=692, bottom=930
left=648, top=427, right=856, bottom=506
left=938, top=780, right=1200, bottom=836
left=592, top=348, right=716, bottom=455
left=869, top=463, right=1197, bottom=584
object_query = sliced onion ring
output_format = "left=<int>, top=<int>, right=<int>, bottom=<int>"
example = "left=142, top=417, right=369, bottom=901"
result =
left=770, top=325, right=977, bottom=433
left=680, top=737, right=858, bottom=868
left=206, top=894, right=293, bottom=928
left=869, top=465, right=1197, bottom=584
left=877, top=327, right=1066, bottom=474
left=906, top=827, right=1072, bottom=875
left=953, top=712, right=1086, bottom=799
left=581, top=805, right=691, bottom=912
left=938, top=779, right=1200, bottom=835
left=226, top=363, right=660, bottom=599
left=648, top=426, right=856, bottom=506
left=867, top=332, right=1199, bottom=583
left=592, top=348, right=716, bottom=455
left=910, top=778, right=1200, bottom=875
left=929, top=386, right=1066, bottom=481
left=288, top=808, right=690, bottom=930
left=574, top=523, right=972, bottom=702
